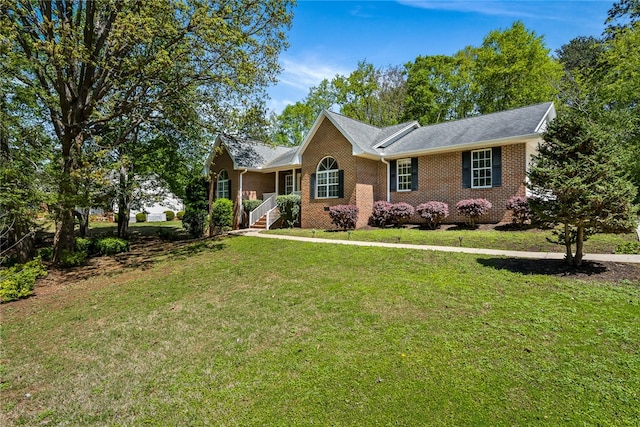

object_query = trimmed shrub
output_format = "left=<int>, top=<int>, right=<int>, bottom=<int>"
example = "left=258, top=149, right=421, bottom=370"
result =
left=59, top=250, right=87, bottom=267
left=329, top=205, right=359, bottom=230
left=164, top=210, right=175, bottom=221
left=416, top=201, right=449, bottom=229
left=135, top=212, right=147, bottom=223
left=276, top=194, right=301, bottom=228
left=370, top=201, right=393, bottom=227
left=456, top=198, right=492, bottom=226
left=75, top=237, right=92, bottom=254
left=0, top=259, right=47, bottom=302
left=616, top=242, right=640, bottom=254
left=113, top=213, right=119, bottom=223
left=242, top=199, right=263, bottom=213
left=390, top=202, right=415, bottom=227
left=211, top=198, right=234, bottom=233
left=176, top=210, right=185, bottom=220
left=505, top=196, right=531, bottom=226
left=94, top=237, right=130, bottom=256
left=37, top=246, right=54, bottom=261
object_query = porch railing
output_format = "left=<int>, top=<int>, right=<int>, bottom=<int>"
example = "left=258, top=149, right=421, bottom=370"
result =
left=265, top=206, right=281, bottom=230
left=249, top=193, right=277, bottom=227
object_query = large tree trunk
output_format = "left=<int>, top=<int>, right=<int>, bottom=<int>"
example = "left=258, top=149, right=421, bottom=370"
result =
left=208, top=172, right=215, bottom=237
left=574, top=225, right=585, bottom=267
left=8, top=220, right=34, bottom=264
left=53, top=132, right=82, bottom=263
left=117, top=163, right=131, bottom=238
left=563, top=223, right=574, bottom=266
left=74, top=208, right=90, bottom=237
left=117, top=205, right=130, bottom=238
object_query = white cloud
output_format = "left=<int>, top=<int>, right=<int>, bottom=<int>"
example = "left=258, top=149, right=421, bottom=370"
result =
left=278, top=56, right=349, bottom=91
left=397, top=0, right=539, bottom=19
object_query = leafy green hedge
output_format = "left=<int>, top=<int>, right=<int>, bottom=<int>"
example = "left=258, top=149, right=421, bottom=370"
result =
left=616, top=241, right=640, bottom=254
left=93, top=237, right=130, bottom=256
left=0, top=259, right=47, bottom=302
left=164, top=210, right=175, bottom=221
left=135, top=212, right=147, bottom=222
left=276, top=194, right=301, bottom=228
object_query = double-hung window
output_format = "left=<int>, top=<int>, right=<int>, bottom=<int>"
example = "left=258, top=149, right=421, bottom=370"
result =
left=316, top=157, right=339, bottom=198
left=397, top=159, right=412, bottom=192
left=285, top=174, right=294, bottom=194
left=216, top=169, right=230, bottom=199
left=471, top=149, right=492, bottom=188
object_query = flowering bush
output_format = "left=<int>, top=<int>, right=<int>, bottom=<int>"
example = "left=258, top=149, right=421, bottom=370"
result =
left=390, top=202, right=415, bottom=227
left=416, top=201, right=449, bottom=229
left=455, top=198, right=492, bottom=226
left=505, top=196, right=531, bottom=226
left=370, top=201, right=393, bottom=227
left=329, top=205, right=359, bottom=230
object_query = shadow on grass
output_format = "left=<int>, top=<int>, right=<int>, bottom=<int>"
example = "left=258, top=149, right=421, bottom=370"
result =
left=477, top=257, right=609, bottom=278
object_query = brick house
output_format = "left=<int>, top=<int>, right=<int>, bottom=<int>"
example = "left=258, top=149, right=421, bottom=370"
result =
left=206, top=102, right=556, bottom=229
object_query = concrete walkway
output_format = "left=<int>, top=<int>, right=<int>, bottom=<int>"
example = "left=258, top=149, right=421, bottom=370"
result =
left=236, top=230, right=640, bottom=264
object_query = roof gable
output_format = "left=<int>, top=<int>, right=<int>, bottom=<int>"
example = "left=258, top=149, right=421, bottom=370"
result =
left=208, top=134, right=299, bottom=171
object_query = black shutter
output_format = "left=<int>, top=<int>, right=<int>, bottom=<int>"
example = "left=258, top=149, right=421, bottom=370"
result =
left=462, top=151, right=471, bottom=188
left=390, top=160, right=397, bottom=192
left=492, top=147, right=502, bottom=187
left=338, top=170, right=344, bottom=198
left=228, top=180, right=232, bottom=200
left=411, top=157, right=418, bottom=191
left=310, top=173, right=316, bottom=199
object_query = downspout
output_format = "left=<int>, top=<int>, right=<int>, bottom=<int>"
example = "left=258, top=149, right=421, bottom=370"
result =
left=236, top=169, right=248, bottom=229
left=380, top=157, right=390, bottom=202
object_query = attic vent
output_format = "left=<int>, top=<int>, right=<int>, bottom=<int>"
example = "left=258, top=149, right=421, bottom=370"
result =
left=537, top=120, right=547, bottom=133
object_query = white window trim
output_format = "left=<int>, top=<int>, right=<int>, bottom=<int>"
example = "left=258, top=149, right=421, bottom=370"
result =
left=471, top=148, right=492, bottom=189
left=285, top=174, right=294, bottom=195
left=316, top=157, right=339, bottom=199
left=216, top=169, right=230, bottom=199
left=396, top=158, right=412, bottom=192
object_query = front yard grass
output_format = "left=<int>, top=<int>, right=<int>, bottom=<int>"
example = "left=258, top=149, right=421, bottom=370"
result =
left=265, top=226, right=637, bottom=254
left=2, top=237, right=639, bottom=425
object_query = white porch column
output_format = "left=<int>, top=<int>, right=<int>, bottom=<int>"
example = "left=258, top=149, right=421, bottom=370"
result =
left=292, top=168, right=296, bottom=192
left=275, top=170, right=279, bottom=195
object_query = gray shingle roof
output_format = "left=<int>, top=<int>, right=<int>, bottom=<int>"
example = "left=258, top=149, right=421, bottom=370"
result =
left=218, top=102, right=554, bottom=169
left=378, top=102, right=553, bottom=154
left=219, top=135, right=298, bottom=169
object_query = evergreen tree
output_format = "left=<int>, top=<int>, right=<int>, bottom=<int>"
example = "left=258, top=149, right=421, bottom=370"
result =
left=528, top=112, right=637, bottom=267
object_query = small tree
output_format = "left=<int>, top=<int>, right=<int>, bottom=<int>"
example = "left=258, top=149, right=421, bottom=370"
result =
left=416, top=201, right=449, bottom=229
left=528, top=113, right=637, bottom=267
left=329, top=205, right=359, bottom=230
left=182, top=176, right=209, bottom=237
left=390, top=202, right=415, bottom=227
left=210, top=199, right=234, bottom=234
left=456, top=199, right=492, bottom=227
left=505, top=196, right=531, bottom=227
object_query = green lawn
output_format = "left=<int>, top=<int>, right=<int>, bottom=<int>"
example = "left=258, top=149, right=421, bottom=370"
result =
left=2, top=237, right=639, bottom=425
left=266, top=226, right=637, bottom=254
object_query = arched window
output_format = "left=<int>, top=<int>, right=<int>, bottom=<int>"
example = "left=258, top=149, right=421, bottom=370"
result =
left=316, top=157, right=339, bottom=198
left=216, top=169, right=229, bottom=199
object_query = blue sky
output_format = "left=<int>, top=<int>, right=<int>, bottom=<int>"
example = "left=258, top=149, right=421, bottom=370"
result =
left=267, top=0, right=613, bottom=113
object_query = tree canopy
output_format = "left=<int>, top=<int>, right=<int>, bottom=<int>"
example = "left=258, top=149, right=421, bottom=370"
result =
left=1, top=0, right=294, bottom=262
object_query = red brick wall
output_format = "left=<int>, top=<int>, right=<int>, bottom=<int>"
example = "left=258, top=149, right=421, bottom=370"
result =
left=242, top=172, right=275, bottom=200
left=389, top=143, right=527, bottom=223
left=301, top=120, right=529, bottom=228
left=301, top=119, right=360, bottom=229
